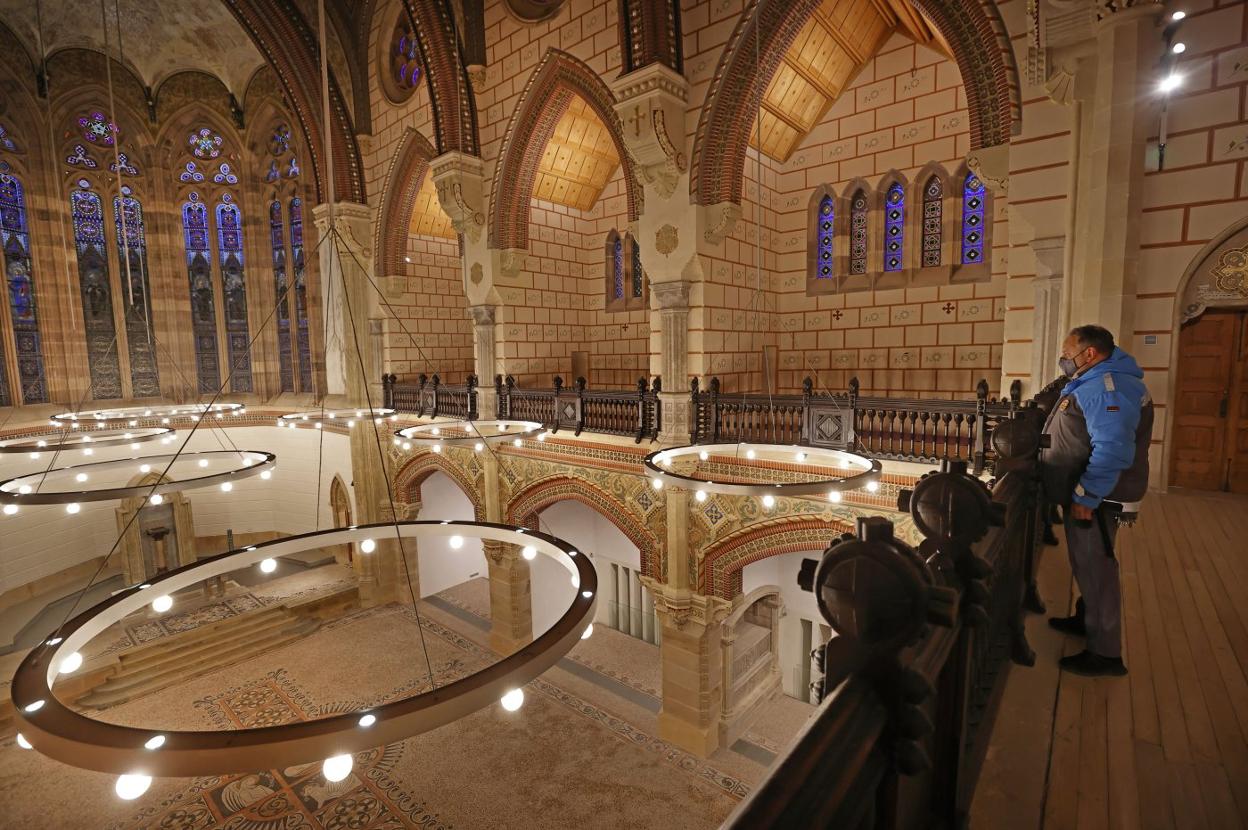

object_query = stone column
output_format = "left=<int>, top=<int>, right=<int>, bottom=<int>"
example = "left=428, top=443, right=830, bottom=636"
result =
left=1030, top=236, right=1067, bottom=392
left=311, top=202, right=377, bottom=404
left=653, top=281, right=692, bottom=444
left=470, top=304, right=498, bottom=416
left=1068, top=3, right=1164, bottom=339
left=644, top=578, right=731, bottom=756
left=485, top=540, right=533, bottom=655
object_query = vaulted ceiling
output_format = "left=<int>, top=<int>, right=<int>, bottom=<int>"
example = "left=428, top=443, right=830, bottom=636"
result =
left=533, top=96, right=620, bottom=213
left=408, top=170, right=456, bottom=239
left=750, top=0, right=952, bottom=162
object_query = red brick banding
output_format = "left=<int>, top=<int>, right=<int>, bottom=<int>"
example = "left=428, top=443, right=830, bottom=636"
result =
left=700, top=516, right=854, bottom=599
left=375, top=128, right=438, bottom=276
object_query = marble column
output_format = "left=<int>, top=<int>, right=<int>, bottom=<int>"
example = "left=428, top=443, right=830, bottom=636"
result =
left=1030, top=236, right=1067, bottom=392
left=470, top=304, right=498, bottom=417
left=653, top=281, right=692, bottom=444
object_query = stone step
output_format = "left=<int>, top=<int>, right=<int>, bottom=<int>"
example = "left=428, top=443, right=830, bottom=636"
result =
left=115, top=608, right=296, bottom=673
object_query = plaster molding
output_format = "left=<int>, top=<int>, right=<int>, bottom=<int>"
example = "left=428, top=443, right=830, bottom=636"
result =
left=611, top=63, right=689, bottom=200
left=468, top=304, right=496, bottom=327
left=642, top=578, right=730, bottom=631
left=650, top=280, right=691, bottom=311
left=701, top=202, right=742, bottom=245
left=965, top=143, right=1010, bottom=197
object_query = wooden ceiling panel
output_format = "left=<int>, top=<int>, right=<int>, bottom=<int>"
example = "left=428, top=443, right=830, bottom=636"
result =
left=408, top=171, right=456, bottom=239
left=533, top=96, right=621, bottom=213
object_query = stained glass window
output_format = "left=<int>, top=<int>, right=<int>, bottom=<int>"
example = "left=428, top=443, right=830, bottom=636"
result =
left=849, top=191, right=868, bottom=276
left=188, top=128, right=223, bottom=159
left=270, top=200, right=294, bottom=392
left=79, top=111, right=118, bottom=146
left=883, top=182, right=904, bottom=272
left=67, top=145, right=97, bottom=169
left=0, top=167, right=47, bottom=404
left=816, top=194, right=834, bottom=279
left=921, top=177, right=943, bottom=268
left=216, top=195, right=252, bottom=393
left=71, top=182, right=121, bottom=399
left=0, top=125, right=17, bottom=153
left=612, top=234, right=624, bottom=300
left=182, top=194, right=219, bottom=392
left=270, top=125, right=291, bottom=156
left=290, top=196, right=313, bottom=391
left=630, top=237, right=643, bottom=299
left=392, top=26, right=422, bottom=90
left=113, top=189, right=160, bottom=397
left=109, top=153, right=138, bottom=176
left=962, top=173, right=986, bottom=265
left=180, top=161, right=205, bottom=183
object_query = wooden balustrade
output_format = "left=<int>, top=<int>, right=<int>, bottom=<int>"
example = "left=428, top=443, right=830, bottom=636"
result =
left=382, top=373, right=478, bottom=420
left=494, top=375, right=662, bottom=443
left=692, top=376, right=1022, bottom=474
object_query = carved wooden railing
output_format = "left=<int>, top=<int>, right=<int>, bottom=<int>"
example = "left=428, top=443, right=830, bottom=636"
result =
left=723, top=410, right=1046, bottom=828
left=494, top=375, right=661, bottom=443
left=382, top=374, right=478, bottom=420
left=691, top=376, right=1023, bottom=475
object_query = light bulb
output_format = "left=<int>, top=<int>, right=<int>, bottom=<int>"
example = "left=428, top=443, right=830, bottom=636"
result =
left=651, top=478, right=663, bottom=490
left=144, top=735, right=166, bottom=750
left=431, top=427, right=440, bottom=435
left=149, top=494, right=164, bottom=506
left=3, top=504, right=17, bottom=516
left=474, top=442, right=484, bottom=452
left=18, top=485, right=32, bottom=494
left=360, top=538, right=376, bottom=554
left=402, top=442, right=412, bottom=451
left=322, top=754, right=353, bottom=783
left=131, top=443, right=140, bottom=450
left=161, top=418, right=170, bottom=425
left=513, top=438, right=522, bottom=447
left=829, top=491, right=843, bottom=503
left=65, top=503, right=80, bottom=514
left=866, top=481, right=880, bottom=493
left=83, top=448, right=93, bottom=455
left=260, top=470, right=272, bottom=480
left=1172, top=42, right=1186, bottom=54
left=448, top=535, right=464, bottom=550
left=698, top=450, right=709, bottom=461
left=432, top=444, right=442, bottom=454
left=259, top=558, right=277, bottom=573
left=582, top=590, right=593, bottom=598
left=796, top=452, right=807, bottom=462
left=347, top=420, right=355, bottom=428
left=75, top=472, right=88, bottom=483
left=746, top=449, right=756, bottom=460
left=115, top=774, right=152, bottom=801
left=1171, top=10, right=1185, bottom=21
left=522, top=545, right=537, bottom=560
left=198, top=459, right=209, bottom=468
left=358, top=713, right=376, bottom=728
left=140, top=464, right=151, bottom=473
left=314, top=422, right=322, bottom=430
left=581, top=623, right=594, bottom=640
left=695, top=489, right=708, bottom=503
left=762, top=494, right=776, bottom=509
left=59, top=651, right=83, bottom=674
left=537, top=432, right=547, bottom=442
left=1159, top=73, right=1182, bottom=93
left=23, top=700, right=44, bottom=713
left=28, top=452, right=39, bottom=460
left=16, top=733, right=31, bottom=749
left=152, top=595, right=173, bottom=614
left=500, top=688, right=524, bottom=711
left=36, top=440, right=46, bottom=447
left=220, top=482, right=233, bottom=492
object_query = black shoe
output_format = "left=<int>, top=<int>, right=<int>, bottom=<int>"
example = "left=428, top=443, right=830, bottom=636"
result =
left=1059, top=650, right=1127, bottom=677
left=1048, top=614, right=1086, bottom=636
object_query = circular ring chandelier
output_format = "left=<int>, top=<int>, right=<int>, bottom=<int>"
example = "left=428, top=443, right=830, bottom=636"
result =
left=395, top=420, right=544, bottom=451
left=644, top=443, right=882, bottom=506
left=51, top=403, right=245, bottom=428
left=0, top=450, right=276, bottom=510
left=277, top=408, right=396, bottom=429
left=11, top=521, right=596, bottom=785
left=0, top=427, right=176, bottom=456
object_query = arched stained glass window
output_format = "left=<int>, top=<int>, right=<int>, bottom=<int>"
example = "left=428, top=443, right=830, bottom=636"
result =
left=183, top=193, right=220, bottom=392
left=78, top=111, right=118, bottom=146
left=290, top=196, right=313, bottom=391
left=630, top=236, right=644, bottom=299
left=816, top=194, right=834, bottom=279
left=392, top=26, right=423, bottom=90
left=612, top=234, right=624, bottom=300
left=922, top=177, right=943, bottom=268
left=270, top=200, right=295, bottom=393
left=0, top=125, right=18, bottom=153
left=71, top=182, right=121, bottom=399
left=216, top=196, right=252, bottom=393
left=849, top=191, right=868, bottom=276
left=962, top=173, right=986, bottom=265
left=883, top=182, right=904, bottom=272
left=0, top=167, right=47, bottom=404
left=114, top=190, right=160, bottom=397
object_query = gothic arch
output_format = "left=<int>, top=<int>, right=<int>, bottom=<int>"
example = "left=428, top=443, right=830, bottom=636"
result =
left=700, top=516, right=854, bottom=599
left=397, top=0, right=479, bottom=156
left=691, top=0, right=1020, bottom=207
left=393, top=451, right=483, bottom=518
left=489, top=48, right=642, bottom=251
left=374, top=127, right=439, bottom=276
left=504, top=475, right=659, bottom=578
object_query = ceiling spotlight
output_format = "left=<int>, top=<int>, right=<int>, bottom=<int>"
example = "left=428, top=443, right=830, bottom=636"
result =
left=82, top=448, right=93, bottom=455
left=431, top=427, right=440, bottom=436
left=449, top=535, right=464, bottom=550
left=512, top=438, right=522, bottom=447
left=18, top=485, right=32, bottom=494
left=28, top=452, right=40, bottom=460
left=65, top=503, right=80, bottom=514
left=75, top=473, right=88, bottom=483
left=2, top=504, right=17, bottom=516
left=866, top=481, right=881, bottom=493
left=360, top=538, right=377, bottom=554
left=151, top=595, right=173, bottom=614
left=500, top=688, right=524, bottom=712
left=148, top=494, right=163, bottom=506
left=259, top=558, right=277, bottom=573
left=402, top=442, right=412, bottom=451
left=358, top=713, right=376, bottom=728
left=695, top=489, right=708, bottom=503
left=144, top=735, right=166, bottom=750
left=582, top=590, right=593, bottom=598
left=404, top=256, right=412, bottom=263
left=761, top=494, right=776, bottom=509
left=140, top=464, right=151, bottom=473
left=828, top=491, right=843, bottom=503
left=220, top=482, right=233, bottom=493
left=1172, top=42, right=1186, bottom=54
left=58, top=651, right=83, bottom=674
left=1171, top=10, right=1185, bottom=21
left=581, top=624, right=594, bottom=640
left=474, top=442, right=485, bottom=452
left=23, top=700, right=44, bottom=713
left=115, top=773, right=152, bottom=801
left=1159, top=73, right=1182, bottom=93
left=322, top=754, right=353, bottom=783
left=521, top=545, right=537, bottom=560
left=260, top=470, right=272, bottom=480
left=432, top=444, right=442, bottom=454
left=198, top=459, right=209, bottom=468
left=796, top=452, right=807, bottom=462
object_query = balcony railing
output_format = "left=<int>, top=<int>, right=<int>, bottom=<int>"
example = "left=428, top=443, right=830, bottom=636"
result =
left=496, top=375, right=662, bottom=443
left=691, top=377, right=1023, bottom=475
left=382, top=374, right=478, bottom=420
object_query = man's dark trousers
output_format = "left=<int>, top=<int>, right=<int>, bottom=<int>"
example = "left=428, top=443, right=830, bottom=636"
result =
left=1065, top=511, right=1121, bottom=659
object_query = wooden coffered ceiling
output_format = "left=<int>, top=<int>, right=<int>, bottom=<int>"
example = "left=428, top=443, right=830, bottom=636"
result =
left=533, top=96, right=621, bottom=212
left=750, top=0, right=952, bottom=162
left=408, top=171, right=456, bottom=239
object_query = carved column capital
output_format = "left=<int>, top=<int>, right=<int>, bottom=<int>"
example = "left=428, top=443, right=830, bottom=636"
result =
left=643, top=578, right=731, bottom=631
left=431, top=151, right=486, bottom=243
left=611, top=63, right=689, bottom=200
left=1030, top=235, right=1066, bottom=279
left=701, top=202, right=742, bottom=245
left=650, top=280, right=691, bottom=311
left=965, top=143, right=1010, bottom=197
left=468, top=304, right=496, bottom=327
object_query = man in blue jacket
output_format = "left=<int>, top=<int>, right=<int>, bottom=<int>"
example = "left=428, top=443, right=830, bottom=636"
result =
left=1039, top=325, right=1153, bottom=677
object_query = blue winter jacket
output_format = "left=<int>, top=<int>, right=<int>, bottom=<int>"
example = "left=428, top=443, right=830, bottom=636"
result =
left=1039, top=348, right=1153, bottom=509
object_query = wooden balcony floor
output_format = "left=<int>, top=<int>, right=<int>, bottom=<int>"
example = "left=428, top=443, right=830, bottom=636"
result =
left=972, top=490, right=1248, bottom=830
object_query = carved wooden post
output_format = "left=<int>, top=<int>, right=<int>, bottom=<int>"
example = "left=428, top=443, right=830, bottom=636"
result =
left=689, top=377, right=700, bottom=443
left=650, top=376, right=662, bottom=441
left=972, top=379, right=989, bottom=475
left=382, top=373, right=396, bottom=410
left=574, top=376, right=586, bottom=436
left=710, top=377, right=721, bottom=443
left=801, top=376, right=814, bottom=445
left=417, top=373, right=428, bottom=417
left=431, top=373, right=442, bottom=418
left=466, top=374, right=479, bottom=420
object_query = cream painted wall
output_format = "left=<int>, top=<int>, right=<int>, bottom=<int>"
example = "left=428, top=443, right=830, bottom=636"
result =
left=415, top=471, right=488, bottom=597
left=743, top=550, right=826, bottom=701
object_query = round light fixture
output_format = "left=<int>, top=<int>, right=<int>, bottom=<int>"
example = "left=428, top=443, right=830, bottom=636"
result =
left=279, top=409, right=395, bottom=429
left=0, top=427, right=175, bottom=455
left=643, top=444, right=880, bottom=499
left=151, top=595, right=173, bottom=614
left=500, top=689, right=525, bottom=712
left=322, top=754, right=353, bottom=782
left=395, top=420, right=543, bottom=447
left=52, top=404, right=242, bottom=428
left=259, top=558, right=278, bottom=574
left=114, top=774, right=152, bottom=800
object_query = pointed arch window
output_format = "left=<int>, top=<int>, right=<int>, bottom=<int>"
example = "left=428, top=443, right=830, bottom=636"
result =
left=816, top=194, right=834, bottom=280
left=630, top=236, right=644, bottom=300
left=182, top=193, right=220, bottom=392
left=612, top=234, right=624, bottom=300
left=849, top=191, right=868, bottom=276
left=113, top=190, right=160, bottom=397
left=290, top=196, right=313, bottom=392
left=883, top=182, right=904, bottom=272
left=921, top=177, right=943, bottom=268
left=0, top=167, right=48, bottom=404
left=71, top=182, right=122, bottom=399
left=962, top=173, right=987, bottom=265
left=270, top=200, right=295, bottom=393
left=216, top=195, right=253, bottom=393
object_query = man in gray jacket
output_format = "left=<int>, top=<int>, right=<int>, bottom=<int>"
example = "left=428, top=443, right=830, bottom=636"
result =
left=1040, top=325, right=1153, bottom=677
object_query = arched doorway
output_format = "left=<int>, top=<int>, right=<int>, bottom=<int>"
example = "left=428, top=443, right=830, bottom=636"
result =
left=329, top=475, right=353, bottom=564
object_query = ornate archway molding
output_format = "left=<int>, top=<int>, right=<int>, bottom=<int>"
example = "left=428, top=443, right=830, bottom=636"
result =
left=700, top=516, right=854, bottom=600
left=394, top=451, right=484, bottom=519
left=374, top=128, right=439, bottom=277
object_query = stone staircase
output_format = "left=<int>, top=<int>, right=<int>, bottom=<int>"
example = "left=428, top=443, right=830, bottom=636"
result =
left=76, top=604, right=317, bottom=709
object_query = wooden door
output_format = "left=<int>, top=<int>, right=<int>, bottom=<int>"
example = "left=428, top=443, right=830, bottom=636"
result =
left=1171, top=310, right=1248, bottom=491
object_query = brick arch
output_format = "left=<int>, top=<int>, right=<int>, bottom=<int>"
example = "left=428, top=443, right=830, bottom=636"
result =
left=489, top=48, right=642, bottom=251
left=700, top=517, right=854, bottom=600
left=398, top=0, right=479, bottom=156
left=505, top=475, right=659, bottom=579
left=394, top=452, right=484, bottom=519
left=691, top=0, right=1020, bottom=207
left=375, top=128, right=439, bottom=276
